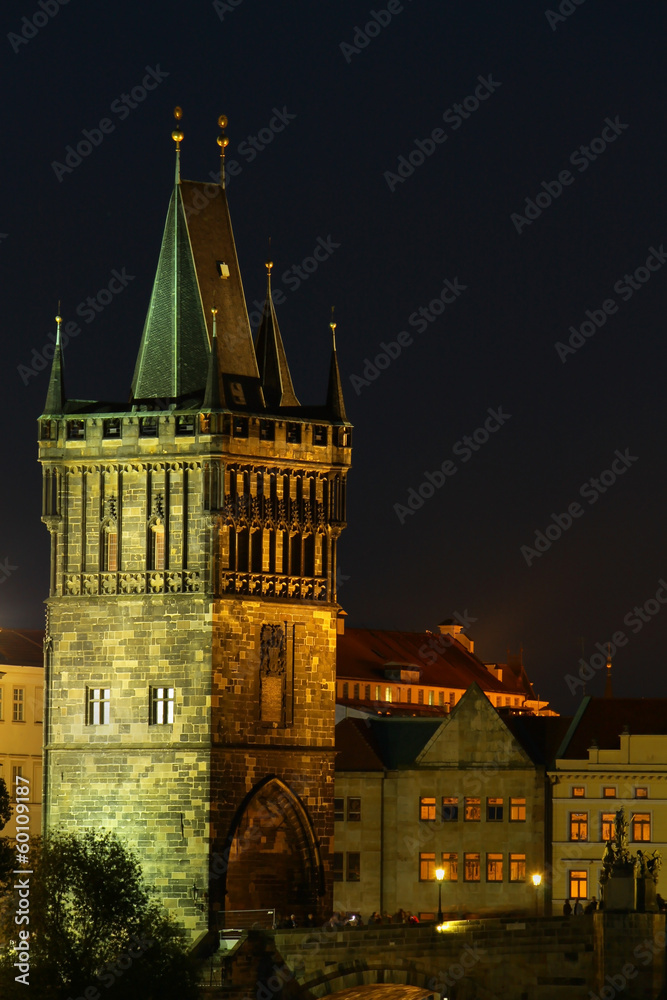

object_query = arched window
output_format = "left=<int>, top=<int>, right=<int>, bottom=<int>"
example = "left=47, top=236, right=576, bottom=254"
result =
left=149, top=524, right=165, bottom=571
left=102, top=525, right=118, bottom=572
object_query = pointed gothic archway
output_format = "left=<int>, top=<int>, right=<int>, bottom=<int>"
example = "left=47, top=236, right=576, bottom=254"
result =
left=222, top=776, right=324, bottom=923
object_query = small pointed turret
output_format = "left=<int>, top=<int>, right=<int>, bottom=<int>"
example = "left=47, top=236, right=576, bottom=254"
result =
left=44, top=312, right=66, bottom=415
left=203, top=307, right=226, bottom=410
left=326, top=311, right=348, bottom=423
left=255, top=260, right=300, bottom=408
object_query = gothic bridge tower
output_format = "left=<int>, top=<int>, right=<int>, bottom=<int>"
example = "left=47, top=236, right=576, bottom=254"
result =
left=39, top=112, right=351, bottom=936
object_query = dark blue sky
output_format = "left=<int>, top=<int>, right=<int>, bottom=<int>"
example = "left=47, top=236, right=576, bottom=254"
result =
left=2, top=0, right=666, bottom=712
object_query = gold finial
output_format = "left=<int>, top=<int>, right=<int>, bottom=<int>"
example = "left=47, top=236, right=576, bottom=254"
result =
left=330, top=306, right=337, bottom=351
left=265, top=259, right=273, bottom=276
left=172, top=106, right=184, bottom=147
left=55, top=305, right=62, bottom=345
left=217, top=114, right=229, bottom=188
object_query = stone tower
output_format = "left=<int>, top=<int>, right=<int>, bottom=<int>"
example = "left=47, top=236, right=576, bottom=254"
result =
left=39, top=118, right=352, bottom=936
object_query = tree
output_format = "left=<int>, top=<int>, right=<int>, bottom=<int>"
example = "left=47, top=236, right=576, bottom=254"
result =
left=0, top=776, right=13, bottom=894
left=0, top=829, right=199, bottom=999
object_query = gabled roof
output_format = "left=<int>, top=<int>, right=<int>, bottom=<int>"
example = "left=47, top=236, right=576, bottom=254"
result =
left=0, top=629, right=44, bottom=668
left=556, top=698, right=667, bottom=759
left=335, top=717, right=386, bottom=771
left=337, top=628, right=531, bottom=697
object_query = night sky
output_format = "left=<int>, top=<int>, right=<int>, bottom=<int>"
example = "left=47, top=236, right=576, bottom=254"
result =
left=2, top=0, right=666, bottom=713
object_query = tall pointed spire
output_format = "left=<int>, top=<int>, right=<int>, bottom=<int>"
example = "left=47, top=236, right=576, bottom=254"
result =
left=603, top=644, right=614, bottom=698
left=326, top=309, right=348, bottom=423
left=172, top=106, right=183, bottom=184
left=203, top=307, right=226, bottom=410
left=217, top=115, right=229, bottom=189
left=44, top=310, right=66, bottom=415
left=255, top=259, right=300, bottom=408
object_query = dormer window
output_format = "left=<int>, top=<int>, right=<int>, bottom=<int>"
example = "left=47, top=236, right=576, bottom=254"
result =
left=216, top=260, right=230, bottom=279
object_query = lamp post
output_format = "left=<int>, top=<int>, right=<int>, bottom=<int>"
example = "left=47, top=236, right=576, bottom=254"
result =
left=532, top=873, right=542, bottom=917
left=435, top=866, right=445, bottom=924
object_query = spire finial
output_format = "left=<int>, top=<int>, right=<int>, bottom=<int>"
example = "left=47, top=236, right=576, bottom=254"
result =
left=211, top=305, right=218, bottom=337
left=330, top=306, right=337, bottom=351
left=217, top=115, right=229, bottom=188
left=172, top=106, right=184, bottom=183
left=55, top=303, right=62, bottom=346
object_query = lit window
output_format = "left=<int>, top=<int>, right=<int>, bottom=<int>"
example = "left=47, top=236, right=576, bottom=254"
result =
left=385, top=687, right=393, bottom=703
left=442, top=796, right=458, bottom=821
left=150, top=687, right=174, bottom=725
left=428, top=690, right=434, bottom=706
left=569, top=870, right=588, bottom=899
left=420, top=852, right=436, bottom=881
left=572, top=787, right=585, bottom=798
left=464, top=853, right=480, bottom=882
left=603, top=787, right=616, bottom=799
left=487, top=797, right=503, bottom=821
left=347, top=797, right=361, bottom=822
left=334, top=798, right=344, bottom=822
left=375, top=685, right=381, bottom=701
left=13, top=689, right=25, bottom=722
left=149, top=525, right=165, bottom=571
left=632, top=813, right=651, bottom=842
left=570, top=812, right=588, bottom=841
left=636, top=787, right=648, bottom=799
left=347, top=852, right=360, bottom=882
left=441, top=852, right=458, bottom=881
left=420, top=796, right=436, bottom=821
left=510, top=854, right=526, bottom=882
left=333, top=852, right=343, bottom=882
left=87, top=688, right=110, bottom=725
left=486, top=853, right=503, bottom=882
left=464, top=797, right=481, bottom=821
left=510, top=797, right=526, bottom=822
left=601, top=813, right=616, bottom=842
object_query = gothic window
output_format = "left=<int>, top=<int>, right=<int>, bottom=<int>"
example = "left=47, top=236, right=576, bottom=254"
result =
left=259, top=624, right=286, bottom=725
left=87, top=688, right=110, bottom=725
left=103, top=418, right=121, bottom=439
left=102, top=525, right=118, bottom=572
left=237, top=528, right=249, bottom=572
left=175, top=415, right=195, bottom=435
left=303, top=534, right=315, bottom=577
left=251, top=529, right=262, bottom=573
left=67, top=420, right=85, bottom=440
left=290, top=534, right=301, bottom=576
left=139, top=416, right=158, bottom=437
left=150, top=687, right=174, bottom=724
left=149, top=525, right=165, bottom=571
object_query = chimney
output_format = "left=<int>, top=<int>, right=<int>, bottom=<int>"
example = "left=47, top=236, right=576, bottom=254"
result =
left=437, top=620, right=474, bottom=653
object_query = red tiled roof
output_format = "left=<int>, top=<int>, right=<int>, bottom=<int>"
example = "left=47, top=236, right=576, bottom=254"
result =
left=337, top=628, right=531, bottom=697
left=559, top=698, right=667, bottom=758
left=0, top=629, right=44, bottom=668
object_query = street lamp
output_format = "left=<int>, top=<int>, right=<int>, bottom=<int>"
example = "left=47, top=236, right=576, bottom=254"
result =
left=435, top=867, right=445, bottom=924
left=532, top=873, right=542, bottom=917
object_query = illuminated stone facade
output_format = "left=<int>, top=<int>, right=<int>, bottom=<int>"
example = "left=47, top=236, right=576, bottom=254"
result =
left=39, top=148, right=351, bottom=936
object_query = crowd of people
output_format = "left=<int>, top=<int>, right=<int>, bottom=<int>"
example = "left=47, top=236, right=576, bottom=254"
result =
left=563, top=897, right=598, bottom=915
left=276, top=909, right=422, bottom=929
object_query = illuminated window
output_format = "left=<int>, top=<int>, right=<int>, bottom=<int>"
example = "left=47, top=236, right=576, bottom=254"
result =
left=464, top=797, right=481, bottom=821
left=510, top=854, right=526, bottom=882
left=442, top=796, right=458, bottom=821
left=150, top=687, right=174, bottom=725
left=87, top=688, right=110, bottom=725
left=603, top=787, right=616, bottom=798
left=347, top=852, right=360, bottom=881
left=375, top=685, right=381, bottom=700
left=347, top=797, right=361, bottom=822
left=441, top=852, right=458, bottom=881
left=601, top=813, right=616, bottom=842
left=420, top=852, right=436, bottom=881
left=636, top=787, right=648, bottom=798
left=334, top=798, right=344, bottom=822
left=13, top=689, right=24, bottom=722
left=510, top=797, right=526, bottom=821
left=333, top=852, right=343, bottom=882
left=420, top=796, right=436, bottom=821
left=572, top=787, right=585, bottom=798
left=486, top=853, right=503, bottom=882
left=570, top=812, right=588, bottom=841
left=385, top=687, right=393, bottom=703
left=149, top=524, right=165, bottom=571
left=428, top=690, right=434, bottom=706
left=569, top=870, right=588, bottom=899
left=632, top=813, right=651, bottom=842
left=464, top=853, right=480, bottom=882
left=487, top=797, right=503, bottom=821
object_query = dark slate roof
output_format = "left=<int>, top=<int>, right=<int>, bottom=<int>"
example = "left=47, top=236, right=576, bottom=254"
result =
left=335, top=716, right=442, bottom=771
left=254, top=272, right=299, bottom=408
left=504, top=713, right=573, bottom=766
left=0, top=629, right=44, bottom=667
left=337, top=628, right=531, bottom=698
left=335, top=718, right=386, bottom=771
left=557, top=697, right=667, bottom=759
